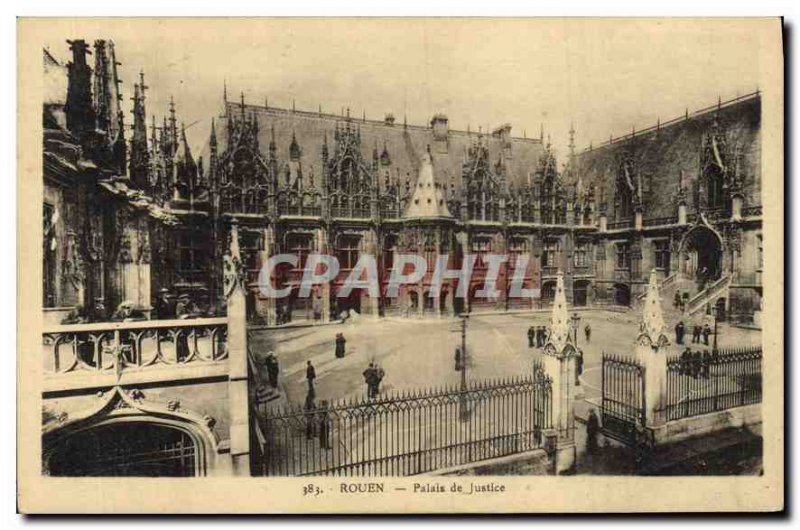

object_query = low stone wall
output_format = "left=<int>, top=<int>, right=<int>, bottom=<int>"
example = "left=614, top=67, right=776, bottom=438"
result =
left=424, top=448, right=552, bottom=476
left=653, top=404, right=761, bottom=446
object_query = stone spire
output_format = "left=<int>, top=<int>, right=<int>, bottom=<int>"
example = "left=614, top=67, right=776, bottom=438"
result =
left=544, top=272, right=574, bottom=354
left=128, top=74, right=149, bottom=188
left=639, top=269, right=669, bottom=346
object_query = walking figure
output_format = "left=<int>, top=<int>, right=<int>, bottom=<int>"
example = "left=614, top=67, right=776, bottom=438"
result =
left=265, top=351, right=280, bottom=389
left=306, top=360, right=316, bottom=399
left=679, top=347, right=692, bottom=375
left=675, top=320, right=685, bottom=345
left=454, top=347, right=462, bottom=371
left=527, top=326, right=535, bottom=348
left=363, top=363, right=378, bottom=398
left=575, top=349, right=584, bottom=386
left=702, top=323, right=711, bottom=346
left=691, top=351, right=702, bottom=379
left=701, top=349, right=711, bottom=379
left=692, top=324, right=701, bottom=344
left=584, top=323, right=592, bottom=343
left=335, top=332, right=346, bottom=358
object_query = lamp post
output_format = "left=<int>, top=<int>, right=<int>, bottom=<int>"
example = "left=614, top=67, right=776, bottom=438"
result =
left=711, top=304, right=718, bottom=353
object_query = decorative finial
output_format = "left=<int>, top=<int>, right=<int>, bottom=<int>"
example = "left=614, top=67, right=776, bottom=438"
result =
left=544, top=272, right=573, bottom=355
left=639, top=269, right=669, bottom=346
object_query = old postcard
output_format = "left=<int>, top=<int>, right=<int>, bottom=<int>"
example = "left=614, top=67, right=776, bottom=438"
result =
left=17, top=17, right=784, bottom=513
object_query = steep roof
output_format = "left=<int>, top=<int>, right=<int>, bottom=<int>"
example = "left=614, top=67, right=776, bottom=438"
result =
left=575, top=93, right=761, bottom=218
left=204, top=101, right=547, bottom=192
left=403, top=152, right=452, bottom=219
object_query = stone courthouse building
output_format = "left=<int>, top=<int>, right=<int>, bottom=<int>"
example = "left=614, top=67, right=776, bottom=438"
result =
left=43, top=39, right=764, bottom=327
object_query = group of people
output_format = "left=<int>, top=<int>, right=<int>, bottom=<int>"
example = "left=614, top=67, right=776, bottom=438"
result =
left=527, top=326, right=549, bottom=348
left=677, top=347, right=717, bottom=379
left=674, top=320, right=713, bottom=346
left=303, top=396, right=331, bottom=450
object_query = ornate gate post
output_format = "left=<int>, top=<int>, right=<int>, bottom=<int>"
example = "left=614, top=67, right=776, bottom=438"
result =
left=636, top=269, right=671, bottom=437
left=224, top=220, right=251, bottom=475
left=541, top=271, right=577, bottom=474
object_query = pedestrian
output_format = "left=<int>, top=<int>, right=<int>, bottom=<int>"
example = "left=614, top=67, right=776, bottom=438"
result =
left=692, top=324, right=700, bottom=344
left=454, top=347, right=462, bottom=372
left=363, top=363, right=377, bottom=398
left=575, top=349, right=584, bottom=386
left=527, top=326, right=535, bottom=348
left=306, top=360, right=316, bottom=399
left=335, top=333, right=347, bottom=358
left=675, top=320, right=685, bottom=345
left=679, top=347, right=692, bottom=375
left=702, top=323, right=711, bottom=346
left=586, top=409, right=600, bottom=455
left=265, top=351, right=280, bottom=389
left=318, top=401, right=331, bottom=450
left=673, top=290, right=681, bottom=309
left=584, top=323, right=592, bottom=343
left=536, top=326, right=544, bottom=347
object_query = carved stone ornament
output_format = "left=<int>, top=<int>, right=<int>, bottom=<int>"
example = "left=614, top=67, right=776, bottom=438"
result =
left=223, top=252, right=244, bottom=298
left=118, top=233, right=133, bottom=264
left=636, top=269, right=670, bottom=348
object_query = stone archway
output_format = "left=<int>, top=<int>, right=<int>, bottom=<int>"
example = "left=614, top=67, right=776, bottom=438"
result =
left=680, top=224, right=725, bottom=288
left=42, top=387, right=218, bottom=477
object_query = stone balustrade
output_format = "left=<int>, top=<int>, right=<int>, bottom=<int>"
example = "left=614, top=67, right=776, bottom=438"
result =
left=42, top=317, right=228, bottom=376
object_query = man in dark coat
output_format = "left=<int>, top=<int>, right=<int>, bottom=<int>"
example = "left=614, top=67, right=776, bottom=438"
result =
left=692, top=324, right=701, bottom=344
left=363, top=363, right=377, bottom=398
left=304, top=394, right=316, bottom=439
left=335, top=333, right=346, bottom=358
left=691, top=350, right=702, bottom=379
left=265, top=351, right=280, bottom=389
left=584, top=323, right=592, bottom=343
left=701, top=349, right=711, bottom=379
left=675, top=320, right=685, bottom=345
left=702, top=323, right=712, bottom=346
left=306, top=360, right=316, bottom=398
left=454, top=347, right=462, bottom=372
left=527, top=326, right=535, bottom=348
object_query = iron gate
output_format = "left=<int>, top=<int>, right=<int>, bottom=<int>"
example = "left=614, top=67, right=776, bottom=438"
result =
left=601, top=354, right=645, bottom=446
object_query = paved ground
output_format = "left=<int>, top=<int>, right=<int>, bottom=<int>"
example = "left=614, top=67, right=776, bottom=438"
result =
left=249, top=309, right=762, bottom=476
left=250, top=309, right=762, bottom=410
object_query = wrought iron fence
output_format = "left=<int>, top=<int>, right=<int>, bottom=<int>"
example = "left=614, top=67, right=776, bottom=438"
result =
left=255, top=362, right=552, bottom=476
left=665, top=346, right=762, bottom=421
left=42, top=318, right=228, bottom=374
left=601, top=354, right=645, bottom=445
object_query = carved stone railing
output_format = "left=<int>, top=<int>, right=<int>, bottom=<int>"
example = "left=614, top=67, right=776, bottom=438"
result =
left=686, top=275, right=732, bottom=315
left=607, top=219, right=632, bottom=230
left=42, top=317, right=228, bottom=376
left=642, top=216, right=678, bottom=227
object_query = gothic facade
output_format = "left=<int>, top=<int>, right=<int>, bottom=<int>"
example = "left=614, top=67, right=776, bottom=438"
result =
left=43, top=39, right=763, bottom=326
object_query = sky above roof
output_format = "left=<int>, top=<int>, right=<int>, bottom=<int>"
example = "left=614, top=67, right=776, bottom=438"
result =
left=43, top=19, right=764, bottom=162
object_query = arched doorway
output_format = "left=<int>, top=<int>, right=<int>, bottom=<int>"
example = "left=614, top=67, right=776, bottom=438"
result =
left=613, top=283, right=631, bottom=306
left=681, top=226, right=724, bottom=288
left=45, top=422, right=198, bottom=477
left=541, top=280, right=557, bottom=304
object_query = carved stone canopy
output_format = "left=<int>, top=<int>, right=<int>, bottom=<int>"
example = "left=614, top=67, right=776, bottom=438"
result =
left=543, top=271, right=577, bottom=358
left=637, top=269, right=670, bottom=348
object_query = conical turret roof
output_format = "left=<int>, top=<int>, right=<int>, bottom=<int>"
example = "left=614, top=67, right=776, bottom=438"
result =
left=403, top=152, right=452, bottom=219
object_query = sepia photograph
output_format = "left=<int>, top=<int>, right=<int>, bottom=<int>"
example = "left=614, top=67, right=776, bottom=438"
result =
left=17, top=16, right=784, bottom=513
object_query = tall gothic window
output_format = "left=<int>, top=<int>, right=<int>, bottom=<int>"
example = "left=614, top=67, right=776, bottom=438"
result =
left=573, top=241, right=590, bottom=269
left=615, top=242, right=631, bottom=270
left=706, top=165, right=725, bottom=209
left=654, top=240, right=671, bottom=274
left=336, top=235, right=361, bottom=270
left=176, top=231, right=208, bottom=281
left=287, top=233, right=313, bottom=271
left=542, top=240, right=559, bottom=269
left=471, top=237, right=491, bottom=270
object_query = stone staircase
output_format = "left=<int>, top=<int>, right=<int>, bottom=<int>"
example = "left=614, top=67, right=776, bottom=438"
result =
left=685, top=274, right=732, bottom=316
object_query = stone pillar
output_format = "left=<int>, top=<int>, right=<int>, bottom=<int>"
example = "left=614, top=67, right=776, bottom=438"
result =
left=636, top=269, right=670, bottom=431
left=678, top=201, right=687, bottom=225
left=731, top=194, right=743, bottom=221
left=599, top=211, right=607, bottom=233
left=634, top=209, right=643, bottom=231
left=541, top=272, right=577, bottom=474
left=256, top=225, right=277, bottom=325
left=316, top=227, right=331, bottom=322
left=224, top=220, right=251, bottom=475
